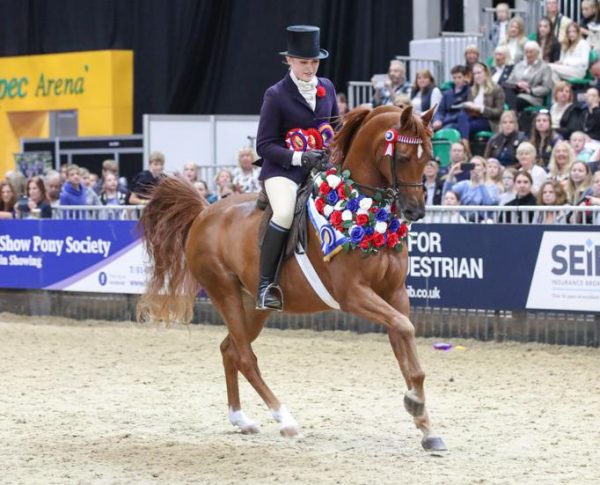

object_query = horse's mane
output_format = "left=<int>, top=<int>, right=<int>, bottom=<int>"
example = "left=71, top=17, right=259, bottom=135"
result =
left=330, top=105, right=432, bottom=165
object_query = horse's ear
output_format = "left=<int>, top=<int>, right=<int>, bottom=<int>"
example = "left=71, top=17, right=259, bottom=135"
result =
left=399, top=105, right=413, bottom=128
left=421, top=105, right=437, bottom=127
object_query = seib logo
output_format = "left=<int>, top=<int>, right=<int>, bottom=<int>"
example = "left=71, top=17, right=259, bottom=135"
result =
left=551, top=239, right=599, bottom=276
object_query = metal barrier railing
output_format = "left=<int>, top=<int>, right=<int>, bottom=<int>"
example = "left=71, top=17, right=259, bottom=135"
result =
left=396, top=56, right=442, bottom=88
left=347, top=81, right=374, bottom=109
left=440, top=32, right=486, bottom=81
left=43, top=204, right=600, bottom=224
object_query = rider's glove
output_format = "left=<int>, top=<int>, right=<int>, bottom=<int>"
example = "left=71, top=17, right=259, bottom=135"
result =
left=300, top=149, right=329, bottom=171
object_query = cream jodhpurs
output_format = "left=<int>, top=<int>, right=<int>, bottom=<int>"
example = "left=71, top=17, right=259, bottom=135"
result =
left=264, top=177, right=299, bottom=229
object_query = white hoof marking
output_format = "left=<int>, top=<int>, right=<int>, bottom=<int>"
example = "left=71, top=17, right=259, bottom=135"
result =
left=228, top=407, right=260, bottom=434
left=270, top=404, right=302, bottom=437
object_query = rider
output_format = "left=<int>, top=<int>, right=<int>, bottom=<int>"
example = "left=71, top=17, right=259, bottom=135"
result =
left=255, top=25, right=339, bottom=311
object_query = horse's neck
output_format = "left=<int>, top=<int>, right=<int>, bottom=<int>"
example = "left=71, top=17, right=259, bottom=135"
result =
left=342, top=151, right=388, bottom=189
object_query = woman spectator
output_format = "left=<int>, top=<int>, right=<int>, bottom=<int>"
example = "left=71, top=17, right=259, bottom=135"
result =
left=516, top=141, right=548, bottom=194
left=423, top=160, right=443, bottom=206
left=487, top=158, right=505, bottom=194
left=579, top=0, right=600, bottom=46
left=457, top=62, right=505, bottom=143
left=580, top=171, right=600, bottom=224
left=535, top=180, right=568, bottom=223
left=502, top=16, right=527, bottom=64
left=550, top=22, right=591, bottom=81
left=570, top=131, right=595, bottom=162
left=537, top=17, right=561, bottom=63
left=0, top=181, right=17, bottom=219
left=499, top=167, right=519, bottom=204
left=100, top=173, right=127, bottom=205
left=232, top=147, right=261, bottom=193
left=565, top=160, right=593, bottom=203
left=550, top=81, right=577, bottom=136
left=503, top=171, right=537, bottom=223
left=491, top=45, right=514, bottom=85
left=581, top=87, right=600, bottom=141
left=504, top=41, right=553, bottom=112
left=547, top=140, right=575, bottom=185
left=443, top=155, right=499, bottom=206
left=194, top=179, right=218, bottom=204
left=336, top=93, right=349, bottom=116
left=214, top=168, right=234, bottom=197
left=183, top=161, right=198, bottom=183
left=484, top=110, right=527, bottom=167
left=530, top=110, right=562, bottom=168
left=463, top=44, right=481, bottom=82
left=15, top=176, right=52, bottom=219
left=424, top=190, right=467, bottom=223
left=410, top=69, right=443, bottom=116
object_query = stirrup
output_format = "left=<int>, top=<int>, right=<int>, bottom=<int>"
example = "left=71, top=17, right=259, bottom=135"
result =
left=256, top=283, right=284, bottom=312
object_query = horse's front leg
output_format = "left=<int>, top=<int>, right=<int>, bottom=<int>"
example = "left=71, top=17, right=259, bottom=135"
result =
left=341, top=285, right=447, bottom=452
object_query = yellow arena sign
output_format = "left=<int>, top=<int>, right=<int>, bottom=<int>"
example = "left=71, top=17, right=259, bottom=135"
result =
left=0, top=50, right=133, bottom=175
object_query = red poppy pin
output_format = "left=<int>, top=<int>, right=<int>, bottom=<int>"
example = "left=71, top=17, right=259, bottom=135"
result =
left=316, top=85, right=326, bottom=98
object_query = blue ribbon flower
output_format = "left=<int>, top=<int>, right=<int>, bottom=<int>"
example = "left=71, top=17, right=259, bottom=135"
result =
left=364, top=226, right=374, bottom=236
left=345, top=198, right=359, bottom=213
left=350, top=226, right=365, bottom=244
left=327, top=190, right=339, bottom=205
left=389, top=218, right=400, bottom=232
left=375, top=208, right=388, bottom=222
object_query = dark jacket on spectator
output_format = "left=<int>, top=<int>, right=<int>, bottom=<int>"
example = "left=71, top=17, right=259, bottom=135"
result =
left=582, top=106, right=600, bottom=141
left=557, top=103, right=585, bottom=138
left=100, top=190, right=128, bottom=205
left=433, top=84, right=470, bottom=127
left=484, top=130, right=528, bottom=167
left=59, top=182, right=87, bottom=206
left=16, top=198, right=52, bottom=218
left=540, top=38, right=561, bottom=63
left=534, top=133, right=562, bottom=168
left=424, top=179, right=444, bottom=205
left=502, top=192, right=537, bottom=223
left=127, top=170, right=163, bottom=202
left=492, top=64, right=513, bottom=86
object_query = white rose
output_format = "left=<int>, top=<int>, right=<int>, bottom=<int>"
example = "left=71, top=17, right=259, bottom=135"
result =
left=323, top=205, right=334, bottom=217
left=342, top=210, right=353, bottom=221
left=359, top=197, right=373, bottom=210
left=357, top=208, right=369, bottom=216
left=375, top=221, right=388, bottom=234
left=326, top=174, right=341, bottom=188
left=334, top=200, right=345, bottom=211
left=350, top=189, right=359, bottom=198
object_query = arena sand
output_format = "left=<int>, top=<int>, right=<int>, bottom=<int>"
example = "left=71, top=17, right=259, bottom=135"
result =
left=0, top=313, right=598, bottom=485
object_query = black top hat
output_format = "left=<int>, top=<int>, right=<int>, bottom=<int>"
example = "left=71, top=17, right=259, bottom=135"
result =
left=279, top=25, right=329, bottom=60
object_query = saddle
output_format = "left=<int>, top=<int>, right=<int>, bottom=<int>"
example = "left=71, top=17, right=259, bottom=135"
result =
left=257, top=182, right=311, bottom=261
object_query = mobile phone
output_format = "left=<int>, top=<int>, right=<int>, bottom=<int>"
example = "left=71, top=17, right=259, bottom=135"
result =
left=460, top=162, right=475, bottom=170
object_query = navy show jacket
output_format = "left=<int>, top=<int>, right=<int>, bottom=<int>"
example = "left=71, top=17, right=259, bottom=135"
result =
left=256, top=71, right=338, bottom=185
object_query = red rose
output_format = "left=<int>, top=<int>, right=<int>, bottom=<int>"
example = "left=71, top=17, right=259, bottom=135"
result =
left=356, top=214, right=369, bottom=226
left=326, top=167, right=337, bottom=176
left=397, top=222, right=408, bottom=238
left=316, top=85, right=326, bottom=98
left=373, top=233, right=386, bottom=248
left=359, top=235, right=372, bottom=250
left=387, top=232, right=399, bottom=248
left=369, top=206, right=378, bottom=213
left=336, top=184, right=347, bottom=200
left=330, top=210, right=342, bottom=225
left=319, top=182, right=331, bottom=195
left=315, top=197, right=325, bottom=214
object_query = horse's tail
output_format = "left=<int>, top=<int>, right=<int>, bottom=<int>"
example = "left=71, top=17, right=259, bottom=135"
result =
left=136, top=176, right=207, bottom=325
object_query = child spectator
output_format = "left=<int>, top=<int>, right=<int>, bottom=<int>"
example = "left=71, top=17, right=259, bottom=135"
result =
left=432, top=65, right=470, bottom=131
left=501, top=16, right=527, bottom=64
left=0, top=181, right=16, bottom=219
left=530, top=110, right=563, bottom=167
left=499, top=167, right=519, bottom=204
left=484, top=110, right=527, bottom=167
left=537, top=17, right=562, bottom=63
left=128, top=151, right=166, bottom=204
left=565, top=160, right=593, bottom=203
left=516, top=141, right=549, bottom=194
left=218, top=182, right=241, bottom=200
left=410, top=69, right=443, bottom=115
left=424, top=190, right=467, bottom=223
left=59, top=165, right=89, bottom=206
left=93, top=159, right=127, bottom=195
left=100, top=172, right=127, bottom=205
left=535, top=180, right=568, bottom=223
left=569, top=131, right=595, bottom=162
left=16, top=176, right=52, bottom=218
left=503, top=171, right=537, bottom=222
left=194, top=179, right=218, bottom=203
left=550, top=22, right=590, bottom=81
left=232, top=147, right=261, bottom=193
left=491, top=45, right=514, bottom=85
left=183, top=161, right=198, bottom=183
left=214, top=168, right=235, bottom=199
left=547, top=140, right=576, bottom=184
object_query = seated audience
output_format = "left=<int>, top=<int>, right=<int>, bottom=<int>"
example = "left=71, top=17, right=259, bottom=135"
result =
left=565, top=160, right=593, bottom=203
left=550, top=22, right=590, bottom=81
left=444, top=142, right=471, bottom=182
left=443, top=156, right=499, bottom=206
left=423, top=160, right=443, bottom=205
left=100, top=173, right=127, bottom=205
left=410, top=69, right=443, bottom=115
left=537, top=17, right=562, bottom=63
left=232, top=147, right=261, bottom=193
left=581, top=87, right=600, bottom=141
left=214, top=168, right=235, bottom=198
left=489, top=2, right=511, bottom=48
left=546, top=0, right=572, bottom=43
left=0, top=181, right=16, bottom=219
left=456, top=62, right=505, bottom=143
left=372, top=60, right=411, bottom=107
left=432, top=65, right=470, bottom=131
left=535, top=180, right=568, bottom=223
left=44, top=171, right=62, bottom=207
left=547, top=140, right=576, bottom=184
left=502, top=16, right=527, bottom=64
left=491, top=45, right=514, bottom=85
left=487, top=158, right=505, bottom=194
left=336, top=93, right=349, bottom=116
left=499, top=167, right=519, bottom=204
left=463, top=44, right=481, bottom=82
left=484, top=110, right=527, bottom=167
left=516, top=141, right=549, bottom=194
left=59, top=165, right=90, bottom=206
left=503, top=171, right=537, bottom=222
left=551, top=81, right=576, bottom=136
left=16, top=176, right=52, bottom=218
left=183, top=161, right=198, bottom=183
left=504, top=41, right=554, bottom=112
left=194, top=179, right=218, bottom=203
left=128, top=151, right=166, bottom=204
left=530, top=110, right=563, bottom=167
left=579, top=0, right=600, bottom=38
left=569, top=131, right=595, bottom=162
left=424, top=190, right=467, bottom=223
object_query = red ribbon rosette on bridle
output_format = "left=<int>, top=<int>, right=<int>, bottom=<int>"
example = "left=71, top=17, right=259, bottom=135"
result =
left=384, top=128, right=398, bottom=157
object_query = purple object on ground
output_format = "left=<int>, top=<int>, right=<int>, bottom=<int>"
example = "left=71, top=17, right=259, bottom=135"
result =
left=433, top=342, right=453, bottom=351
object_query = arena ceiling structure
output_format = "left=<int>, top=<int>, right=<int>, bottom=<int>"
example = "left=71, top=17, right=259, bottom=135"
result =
left=0, top=0, right=413, bottom=131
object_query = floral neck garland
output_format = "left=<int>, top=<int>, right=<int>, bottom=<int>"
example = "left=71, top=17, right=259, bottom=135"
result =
left=313, top=167, right=409, bottom=254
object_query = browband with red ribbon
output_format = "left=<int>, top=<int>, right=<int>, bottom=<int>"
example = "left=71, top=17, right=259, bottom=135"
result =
left=384, top=129, right=423, bottom=157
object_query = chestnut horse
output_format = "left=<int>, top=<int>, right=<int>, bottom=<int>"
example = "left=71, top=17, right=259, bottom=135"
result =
left=138, top=105, right=446, bottom=452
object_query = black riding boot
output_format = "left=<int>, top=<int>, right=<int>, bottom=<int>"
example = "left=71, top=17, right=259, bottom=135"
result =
left=256, top=221, right=289, bottom=311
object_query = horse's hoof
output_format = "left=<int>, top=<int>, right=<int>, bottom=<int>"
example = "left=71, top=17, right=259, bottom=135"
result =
left=240, top=423, right=260, bottom=435
left=404, top=391, right=425, bottom=417
left=280, top=425, right=302, bottom=438
left=422, top=436, right=448, bottom=454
